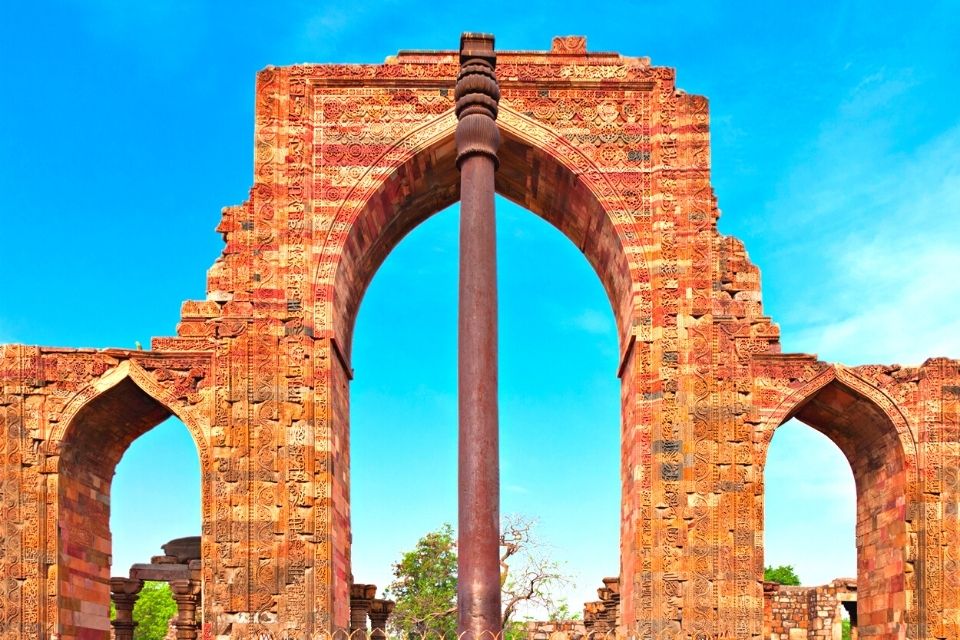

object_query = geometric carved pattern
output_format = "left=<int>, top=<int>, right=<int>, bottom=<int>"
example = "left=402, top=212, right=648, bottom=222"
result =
left=0, top=37, right=957, bottom=639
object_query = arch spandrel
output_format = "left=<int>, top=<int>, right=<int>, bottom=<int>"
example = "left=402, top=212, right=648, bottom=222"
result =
left=753, top=358, right=918, bottom=467
left=51, top=358, right=210, bottom=465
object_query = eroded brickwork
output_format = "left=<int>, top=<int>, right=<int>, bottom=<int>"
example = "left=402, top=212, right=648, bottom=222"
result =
left=1, top=36, right=958, bottom=639
left=763, top=580, right=857, bottom=640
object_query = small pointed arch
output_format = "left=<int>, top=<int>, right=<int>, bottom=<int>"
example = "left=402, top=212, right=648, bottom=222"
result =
left=759, top=363, right=920, bottom=639
left=54, top=359, right=208, bottom=639
left=52, top=359, right=208, bottom=461
left=758, top=364, right=917, bottom=471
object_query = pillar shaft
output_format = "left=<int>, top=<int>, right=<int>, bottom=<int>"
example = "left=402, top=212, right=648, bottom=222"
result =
left=109, top=578, right=143, bottom=640
left=369, top=598, right=395, bottom=640
left=455, top=32, right=502, bottom=640
left=170, top=579, right=200, bottom=640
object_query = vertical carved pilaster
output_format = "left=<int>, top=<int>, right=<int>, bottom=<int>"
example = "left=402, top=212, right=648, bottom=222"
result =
left=110, top=578, right=144, bottom=640
left=455, top=31, right=502, bottom=640
left=170, top=579, right=201, bottom=640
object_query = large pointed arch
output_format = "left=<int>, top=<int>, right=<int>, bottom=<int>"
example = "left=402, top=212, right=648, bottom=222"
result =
left=312, top=103, right=654, bottom=362
left=309, top=100, right=656, bottom=628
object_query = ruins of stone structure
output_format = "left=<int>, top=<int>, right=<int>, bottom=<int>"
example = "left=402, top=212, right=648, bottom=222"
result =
left=109, top=537, right=203, bottom=640
left=584, top=578, right=622, bottom=636
left=349, top=584, right=394, bottom=639
left=523, top=578, right=858, bottom=640
left=1, top=35, right=958, bottom=639
left=763, top=579, right=858, bottom=640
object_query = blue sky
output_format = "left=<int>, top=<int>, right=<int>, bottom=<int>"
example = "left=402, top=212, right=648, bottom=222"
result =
left=2, top=0, right=958, bottom=613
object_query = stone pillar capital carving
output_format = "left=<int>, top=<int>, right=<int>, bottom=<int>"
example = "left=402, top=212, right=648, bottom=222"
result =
left=169, top=579, right=201, bottom=640
left=455, top=33, right=500, bottom=170
left=110, top=578, right=144, bottom=640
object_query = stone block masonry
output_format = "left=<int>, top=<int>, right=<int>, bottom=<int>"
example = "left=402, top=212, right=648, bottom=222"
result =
left=763, top=579, right=858, bottom=640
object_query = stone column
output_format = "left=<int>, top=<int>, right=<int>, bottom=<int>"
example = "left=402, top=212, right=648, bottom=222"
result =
left=369, top=599, right=395, bottom=640
left=455, top=31, right=502, bottom=640
left=110, top=578, right=144, bottom=640
left=170, top=579, right=201, bottom=640
left=350, top=584, right=378, bottom=635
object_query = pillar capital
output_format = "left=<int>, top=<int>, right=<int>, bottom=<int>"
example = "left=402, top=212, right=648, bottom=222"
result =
left=455, top=32, right=500, bottom=169
left=369, top=599, right=396, bottom=640
left=109, top=577, right=144, bottom=601
left=110, top=578, right=144, bottom=640
left=169, top=579, right=201, bottom=640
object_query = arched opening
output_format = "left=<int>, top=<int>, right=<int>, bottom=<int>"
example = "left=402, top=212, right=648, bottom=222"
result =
left=111, top=417, right=201, bottom=576
left=56, top=374, right=204, bottom=639
left=764, top=419, right=856, bottom=638
left=349, top=194, right=621, bottom=628
left=327, top=110, right=636, bottom=361
left=763, top=376, right=914, bottom=640
left=323, top=109, right=640, bottom=629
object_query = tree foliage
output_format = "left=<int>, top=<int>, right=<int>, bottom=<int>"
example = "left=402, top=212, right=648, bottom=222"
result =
left=385, top=523, right=459, bottom=638
left=134, top=581, right=178, bottom=640
left=385, top=517, right=570, bottom=638
left=109, top=581, right=177, bottom=640
left=763, top=565, right=801, bottom=586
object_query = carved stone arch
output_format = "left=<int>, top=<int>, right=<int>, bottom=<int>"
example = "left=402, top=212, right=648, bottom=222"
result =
left=757, top=364, right=918, bottom=473
left=52, top=359, right=209, bottom=462
left=310, top=95, right=659, bottom=629
left=53, top=358, right=209, bottom=639
left=312, top=102, right=656, bottom=359
left=757, top=362, right=920, bottom=639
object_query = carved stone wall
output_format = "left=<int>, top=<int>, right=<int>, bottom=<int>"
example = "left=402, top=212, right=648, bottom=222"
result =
left=1, top=36, right=958, bottom=639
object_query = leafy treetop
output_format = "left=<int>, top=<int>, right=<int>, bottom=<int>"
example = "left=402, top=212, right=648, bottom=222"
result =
left=764, top=565, right=801, bottom=586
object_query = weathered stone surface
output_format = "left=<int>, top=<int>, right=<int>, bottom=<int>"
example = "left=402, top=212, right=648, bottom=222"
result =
left=763, top=579, right=858, bottom=640
left=161, top=537, right=201, bottom=564
left=0, top=35, right=958, bottom=640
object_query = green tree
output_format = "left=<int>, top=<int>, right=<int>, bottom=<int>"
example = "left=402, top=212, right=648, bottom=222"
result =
left=385, top=523, right=459, bottom=638
left=842, top=618, right=852, bottom=640
left=385, top=517, right=570, bottom=639
left=133, top=581, right=178, bottom=640
left=109, top=581, right=177, bottom=640
left=547, top=600, right=580, bottom=622
left=763, top=565, right=801, bottom=586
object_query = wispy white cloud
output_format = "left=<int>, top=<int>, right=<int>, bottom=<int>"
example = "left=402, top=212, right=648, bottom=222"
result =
left=760, top=67, right=960, bottom=366
left=758, top=64, right=959, bottom=585
left=568, top=309, right=613, bottom=336
left=789, top=239, right=960, bottom=365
